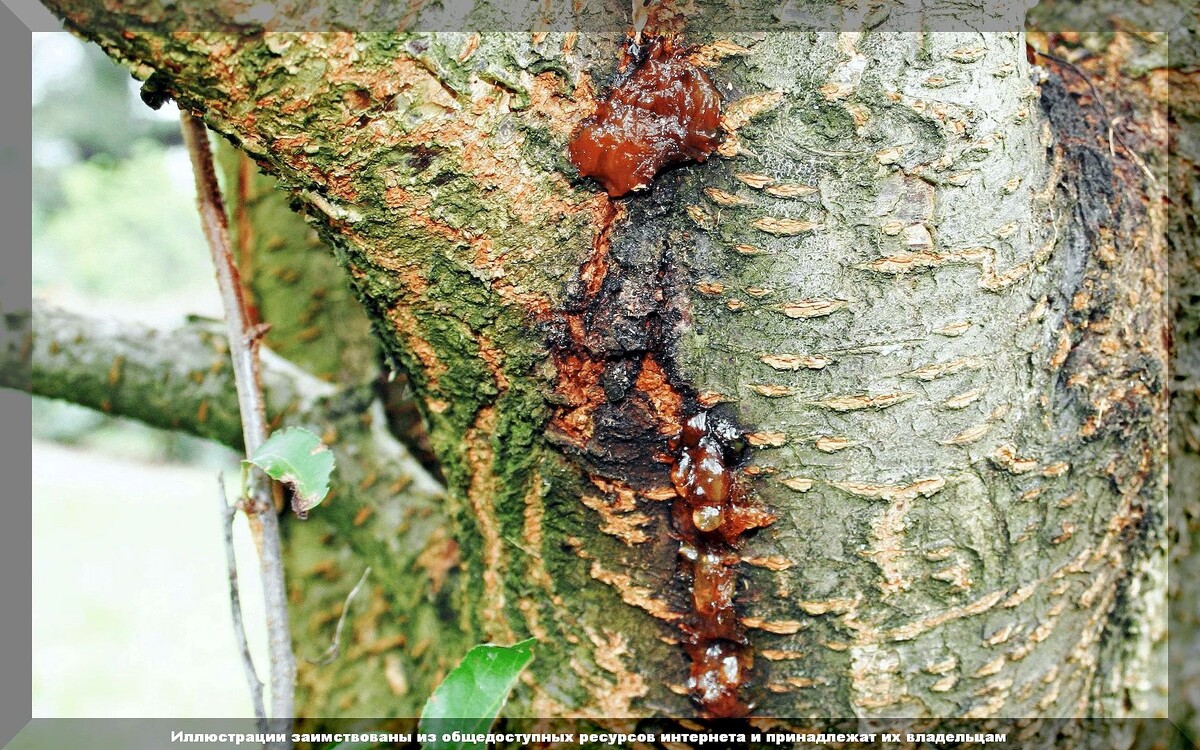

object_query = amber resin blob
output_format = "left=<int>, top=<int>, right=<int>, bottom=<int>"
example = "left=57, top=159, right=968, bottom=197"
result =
left=567, top=36, right=723, bottom=197
left=670, top=411, right=776, bottom=717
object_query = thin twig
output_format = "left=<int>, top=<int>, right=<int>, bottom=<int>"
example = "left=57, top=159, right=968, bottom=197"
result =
left=179, top=113, right=269, bottom=456
left=181, top=110, right=295, bottom=744
left=308, top=567, right=372, bottom=666
left=219, top=474, right=267, bottom=731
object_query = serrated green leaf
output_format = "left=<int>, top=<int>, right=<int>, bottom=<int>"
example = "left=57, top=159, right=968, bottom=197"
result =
left=244, top=427, right=335, bottom=518
left=418, top=639, right=536, bottom=750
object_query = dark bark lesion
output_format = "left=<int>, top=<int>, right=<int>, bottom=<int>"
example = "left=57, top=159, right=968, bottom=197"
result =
left=1031, top=39, right=1170, bottom=717
left=1166, top=30, right=1200, bottom=742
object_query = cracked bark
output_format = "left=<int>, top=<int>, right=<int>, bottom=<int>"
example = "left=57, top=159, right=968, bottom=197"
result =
left=34, top=2, right=1171, bottom=722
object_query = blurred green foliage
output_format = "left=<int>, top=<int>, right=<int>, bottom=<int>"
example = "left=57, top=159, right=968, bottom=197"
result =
left=32, top=39, right=180, bottom=161
left=34, top=145, right=214, bottom=300
left=32, top=34, right=229, bottom=465
left=32, top=37, right=180, bottom=222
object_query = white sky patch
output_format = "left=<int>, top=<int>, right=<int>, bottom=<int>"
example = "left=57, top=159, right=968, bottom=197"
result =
left=31, top=32, right=84, bottom=105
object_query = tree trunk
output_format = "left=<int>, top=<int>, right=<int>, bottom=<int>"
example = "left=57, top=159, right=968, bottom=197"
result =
left=37, top=1, right=1169, bottom=722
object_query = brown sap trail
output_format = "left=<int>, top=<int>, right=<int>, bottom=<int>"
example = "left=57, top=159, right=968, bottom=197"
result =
left=567, top=35, right=723, bottom=198
left=563, top=30, right=772, bottom=716
left=670, top=411, right=775, bottom=717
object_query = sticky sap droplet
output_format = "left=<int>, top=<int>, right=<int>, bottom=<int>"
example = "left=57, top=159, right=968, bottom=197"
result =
left=693, top=504, right=725, bottom=532
left=693, top=551, right=736, bottom=615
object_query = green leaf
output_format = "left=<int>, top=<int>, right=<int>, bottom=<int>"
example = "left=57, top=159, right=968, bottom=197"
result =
left=418, top=639, right=536, bottom=750
left=244, top=427, right=335, bottom=518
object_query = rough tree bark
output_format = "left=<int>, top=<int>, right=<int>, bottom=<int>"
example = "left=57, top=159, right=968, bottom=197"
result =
left=1166, top=9, right=1200, bottom=742
left=31, top=0, right=1173, bottom=725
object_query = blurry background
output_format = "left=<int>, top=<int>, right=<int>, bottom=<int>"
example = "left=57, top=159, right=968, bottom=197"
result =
left=31, top=32, right=268, bottom=718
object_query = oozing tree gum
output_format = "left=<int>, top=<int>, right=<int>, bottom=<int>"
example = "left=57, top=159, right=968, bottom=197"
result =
left=558, top=33, right=773, bottom=716
left=567, top=36, right=723, bottom=197
left=671, top=411, right=775, bottom=717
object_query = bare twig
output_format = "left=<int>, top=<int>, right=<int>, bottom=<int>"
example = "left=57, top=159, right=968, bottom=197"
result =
left=181, top=110, right=295, bottom=743
left=219, top=474, right=267, bottom=731
left=179, top=113, right=269, bottom=457
left=308, top=567, right=372, bottom=666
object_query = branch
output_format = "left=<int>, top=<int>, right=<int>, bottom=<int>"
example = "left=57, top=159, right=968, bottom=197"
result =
left=306, top=566, right=371, bottom=666
left=0, top=310, right=30, bottom=393
left=181, top=110, right=294, bottom=741
left=181, top=113, right=271, bottom=457
left=219, top=474, right=267, bottom=732
left=14, top=299, right=445, bottom=496
left=16, top=301, right=459, bottom=714
left=15, top=300, right=326, bottom=449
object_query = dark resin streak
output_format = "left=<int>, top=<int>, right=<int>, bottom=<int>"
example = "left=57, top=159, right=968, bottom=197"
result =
left=670, top=411, right=775, bottom=717
left=568, top=36, right=723, bottom=197
left=564, top=32, right=769, bottom=715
